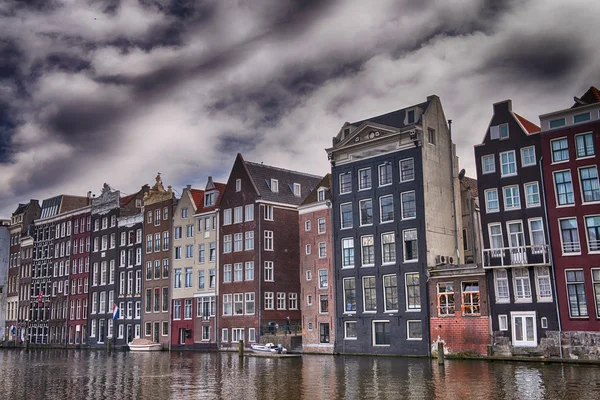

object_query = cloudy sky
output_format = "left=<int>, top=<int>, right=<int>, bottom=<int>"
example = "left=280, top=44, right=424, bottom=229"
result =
left=1, top=0, right=598, bottom=217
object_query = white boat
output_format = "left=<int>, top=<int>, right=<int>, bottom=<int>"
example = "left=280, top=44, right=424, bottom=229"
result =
left=250, top=343, right=288, bottom=354
left=128, top=338, right=162, bottom=352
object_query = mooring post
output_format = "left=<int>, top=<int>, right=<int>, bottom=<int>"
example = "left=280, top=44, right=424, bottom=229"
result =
left=238, top=339, right=244, bottom=356
left=107, top=338, right=111, bottom=354
left=437, top=342, right=445, bottom=365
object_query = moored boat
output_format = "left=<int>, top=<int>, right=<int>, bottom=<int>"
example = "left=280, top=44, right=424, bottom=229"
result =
left=128, top=338, right=163, bottom=352
left=250, top=343, right=288, bottom=354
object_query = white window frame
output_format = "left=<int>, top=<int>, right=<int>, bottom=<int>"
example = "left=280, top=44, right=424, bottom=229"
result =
left=498, top=315, right=508, bottom=331
left=499, top=150, right=517, bottom=177
left=484, top=188, right=499, bottom=213
left=406, top=320, right=423, bottom=341
left=520, top=146, right=536, bottom=167
left=503, top=185, right=521, bottom=211
left=344, top=321, right=357, bottom=340
left=511, top=311, right=537, bottom=347
left=358, top=168, right=371, bottom=191
left=482, top=154, right=495, bottom=174
left=524, top=182, right=541, bottom=208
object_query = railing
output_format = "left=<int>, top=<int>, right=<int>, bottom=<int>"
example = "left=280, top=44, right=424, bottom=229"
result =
left=260, top=320, right=302, bottom=336
left=562, top=242, right=581, bottom=253
left=482, top=245, right=550, bottom=268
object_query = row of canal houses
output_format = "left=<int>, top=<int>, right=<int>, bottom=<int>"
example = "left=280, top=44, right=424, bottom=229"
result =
left=1, top=86, right=599, bottom=359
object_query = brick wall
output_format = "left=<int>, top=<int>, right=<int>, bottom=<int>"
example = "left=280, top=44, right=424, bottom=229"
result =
left=430, top=316, right=489, bottom=355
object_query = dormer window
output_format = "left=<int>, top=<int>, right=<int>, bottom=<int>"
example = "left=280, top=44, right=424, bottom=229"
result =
left=317, top=188, right=326, bottom=202
left=235, top=179, right=241, bottom=192
left=205, top=192, right=215, bottom=207
left=271, top=179, right=279, bottom=193
left=490, top=124, right=509, bottom=140
left=293, top=183, right=301, bottom=197
left=135, top=199, right=142, bottom=208
left=407, top=110, right=415, bottom=124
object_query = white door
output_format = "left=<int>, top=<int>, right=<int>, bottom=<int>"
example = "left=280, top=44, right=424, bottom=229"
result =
left=511, top=312, right=537, bottom=347
left=507, top=221, right=527, bottom=265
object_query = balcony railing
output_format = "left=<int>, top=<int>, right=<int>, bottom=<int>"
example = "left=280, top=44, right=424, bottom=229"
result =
left=562, top=241, right=581, bottom=253
left=483, top=245, right=550, bottom=268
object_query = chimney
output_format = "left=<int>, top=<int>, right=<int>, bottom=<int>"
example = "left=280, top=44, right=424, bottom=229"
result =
left=186, top=184, right=191, bottom=190
left=87, top=191, right=92, bottom=199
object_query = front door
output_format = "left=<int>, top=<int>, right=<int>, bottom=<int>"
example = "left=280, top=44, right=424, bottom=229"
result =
left=153, top=322, right=159, bottom=343
left=507, top=221, right=527, bottom=264
left=180, top=328, right=186, bottom=345
left=511, top=312, right=537, bottom=347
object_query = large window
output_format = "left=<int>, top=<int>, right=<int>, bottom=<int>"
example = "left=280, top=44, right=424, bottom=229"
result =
left=345, top=322, right=357, bottom=339
left=379, top=163, right=392, bottom=186
left=485, top=189, right=499, bottom=213
left=361, top=236, right=375, bottom=266
left=500, top=151, right=516, bottom=177
left=437, top=282, right=455, bottom=315
left=405, top=273, right=420, bottom=311
left=401, top=191, right=416, bottom=219
left=513, top=268, right=532, bottom=301
left=407, top=320, right=422, bottom=340
left=362, top=276, right=377, bottom=312
left=585, top=216, right=600, bottom=252
left=566, top=270, right=587, bottom=317
left=551, top=138, right=569, bottom=163
left=503, top=186, right=521, bottom=210
left=554, top=170, right=575, bottom=206
left=380, top=195, right=394, bottom=223
left=234, top=294, right=243, bottom=315
left=383, top=275, right=398, bottom=312
left=381, top=232, right=396, bottom=264
left=579, top=166, right=600, bottom=203
left=373, top=321, right=390, bottom=346
left=482, top=155, right=495, bottom=174
left=320, top=323, right=330, bottom=343
left=341, top=203, right=353, bottom=229
left=535, top=266, right=552, bottom=301
left=592, top=269, right=600, bottom=317
left=528, top=218, right=545, bottom=253
left=339, top=172, right=352, bottom=194
left=403, top=229, right=418, bottom=261
left=264, top=231, right=273, bottom=251
left=462, top=282, right=480, bottom=315
left=576, top=133, right=595, bottom=158
left=524, top=182, right=540, bottom=208
left=358, top=168, right=371, bottom=190
left=343, top=278, right=356, bottom=312
left=400, top=159, right=415, bottom=182
left=359, top=199, right=373, bottom=226
left=559, top=218, right=581, bottom=253
left=318, top=269, right=328, bottom=289
left=521, top=146, right=536, bottom=167
left=342, top=238, right=354, bottom=267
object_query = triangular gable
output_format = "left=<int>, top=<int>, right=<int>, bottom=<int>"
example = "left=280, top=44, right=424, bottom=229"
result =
left=334, top=121, right=399, bottom=150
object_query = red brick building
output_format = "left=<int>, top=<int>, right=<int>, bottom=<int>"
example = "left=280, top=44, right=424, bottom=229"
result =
left=299, top=174, right=335, bottom=353
left=540, top=86, right=600, bottom=333
left=67, top=209, right=91, bottom=345
left=218, top=154, right=322, bottom=347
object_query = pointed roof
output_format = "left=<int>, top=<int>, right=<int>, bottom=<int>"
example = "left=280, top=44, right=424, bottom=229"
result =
left=460, top=176, right=478, bottom=198
left=242, top=156, right=323, bottom=206
left=572, top=86, right=600, bottom=108
left=189, top=189, right=204, bottom=210
left=119, top=193, right=136, bottom=206
left=514, top=113, right=540, bottom=134
left=301, top=174, right=331, bottom=206
left=349, top=100, right=431, bottom=129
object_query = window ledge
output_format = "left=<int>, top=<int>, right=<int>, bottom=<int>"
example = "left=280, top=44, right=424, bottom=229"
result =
left=556, top=204, right=576, bottom=208
left=562, top=252, right=582, bottom=257
left=406, top=309, right=422, bottom=313
left=551, top=160, right=570, bottom=166
left=344, top=337, right=358, bottom=341
left=582, top=201, right=600, bottom=206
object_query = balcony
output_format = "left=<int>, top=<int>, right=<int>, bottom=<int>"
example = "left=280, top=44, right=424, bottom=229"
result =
left=483, top=245, right=550, bottom=268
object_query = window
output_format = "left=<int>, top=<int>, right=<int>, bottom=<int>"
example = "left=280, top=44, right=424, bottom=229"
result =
left=318, top=269, right=328, bottom=289
left=407, top=109, right=415, bottom=124
left=373, top=321, right=390, bottom=345
left=342, top=238, right=354, bottom=267
left=234, top=233, right=243, bottom=252
left=264, top=205, right=273, bottom=221
left=521, top=146, right=536, bottom=167
left=289, top=293, right=298, bottom=310
left=362, top=276, right=377, bottom=312
left=541, top=317, right=548, bottom=329
left=403, top=229, right=418, bottom=262
left=317, top=188, right=326, bottom=202
left=245, top=262, right=254, bottom=281
left=383, top=275, right=398, bottom=312
left=307, top=295, right=313, bottom=306
left=401, top=191, right=416, bottom=219
left=554, top=171, right=574, bottom=205
left=198, top=244, right=205, bottom=262
left=202, top=326, right=210, bottom=341
left=223, top=264, right=232, bottom=283
left=428, top=127, right=436, bottom=145
left=174, top=246, right=182, bottom=260
left=186, top=245, right=193, bottom=259
left=567, top=270, right=588, bottom=316
left=174, top=227, right=182, bottom=240
left=340, top=203, right=353, bottom=229
left=318, top=242, right=326, bottom=258
left=181, top=208, right=188, bottom=218
left=379, top=163, right=392, bottom=186
left=407, top=320, right=423, bottom=340
left=400, top=159, right=415, bottom=182
left=437, top=282, right=455, bottom=315
left=485, top=189, right=499, bottom=213
left=306, top=270, right=312, bottom=281
left=552, top=138, right=569, bottom=163
left=535, top=266, right=552, bottom=301
left=222, top=294, right=232, bottom=316
left=264, top=261, right=273, bottom=282
left=185, top=268, right=192, bottom=288
left=173, top=300, right=181, bottom=319
left=576, top=133, right=595, bottom=158
left=482, top=155, right=495, bottom=174
left=223, top=209, right=232, bottom=225
left=380, top=195, right=394, bottom=222
left=209, top=269, right=215, bottom=288
left=245, top=204, right=254, bottom=221
left=233, top=263, right=243, bottom=281
left=406, top=273, right=421, bottom=310
left=319, top=295, right=328, bottom=313
left=513, top=268, right=532, bottom=301
left=234, top=293, right=243, bottom=315
left=163, top=207, right=168, bottom=220
left=223, top=235, right=232, bottom=253
left=222, top=329, right=229, bottom=342
left=549, top=118, right=566, bottom=128
left=560, top=218, right=581, bottom=253
left=586, top=216, right=600, bottom=252
left=503, top=186, right=521, bottom=210
left=339, top=172, right=352, bottom=194
left=318, top=218, right=326, bottom=234
left=498, top=315, right=508, bottom=331
left=162, top=232, right=168, bottom=251
left=234, top=207, right=243, bottom=224
left=490, top=123, right=508, bottom=140
left=305, top=220, right=311, bottom=231
left=245, top=293, right=255, bottom=315
left=174, top=269, right=182, bottom=288
left=592, top=269, right=600, bottom=317
left=573, top=112, right=590, bottom=124
left=319, top=323, right=330, bottom=343
left=358, top=168, right=371, bottom=190
left=359, top=199, right=373, bottom=226
left=264, top=231, right=273, bottom=250
left=361, top=236, right=375, bottom=266
left=579, top=166, right=600, bottom=203
left=524, top=182, right=540, bottom=208
left=264, top=292, right=274, bottom=310
left=270, top=179, right=279, bottom=193
left=500, top=151, right=516, bottom=177
left=528, top=218, right=546, bottom=253
left=293, top=183, right=301, bottom=197
left=462, top=282, right=480, bottom=315
left=345, top=322, right=357, bottom=340
left=236, top=179, right=241, bottom=192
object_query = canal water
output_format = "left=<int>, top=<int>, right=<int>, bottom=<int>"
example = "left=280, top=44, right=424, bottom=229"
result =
left=0, top=350, right=599, bottom=400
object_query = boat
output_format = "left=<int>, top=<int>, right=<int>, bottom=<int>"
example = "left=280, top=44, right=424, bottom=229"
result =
left=128, top=338, right=163, bottom=352
left=250, top=343, right=288, bottom=354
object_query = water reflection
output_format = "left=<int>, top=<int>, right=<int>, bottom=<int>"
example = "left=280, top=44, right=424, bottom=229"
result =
left=0, top=350, right=599, bottom=400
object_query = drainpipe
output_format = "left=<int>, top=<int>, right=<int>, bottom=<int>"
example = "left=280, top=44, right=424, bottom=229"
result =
left=540, top=156, right=563, bottom=358
left=258, top=203, right=262, bottom=344
left=448, top=120, right=460, bottom=264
